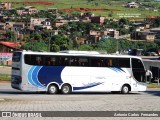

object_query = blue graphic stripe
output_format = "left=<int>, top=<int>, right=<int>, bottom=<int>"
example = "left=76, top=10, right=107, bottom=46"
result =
left=73, top=82, right=103, bottom=90
left=32, top=66, right=45, bottom=89
left=28, top=66, right=45, bottom=89
left=117, top=67, right=126, bottom=73
left=28, top=66, right=37, bottom=86
left=38, top=66, right=64, bottom=86
left=109, top=67, right=125, bottom=73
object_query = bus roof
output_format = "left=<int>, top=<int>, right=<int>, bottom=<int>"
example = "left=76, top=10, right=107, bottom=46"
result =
left=16, top=50, right=142, bottom=59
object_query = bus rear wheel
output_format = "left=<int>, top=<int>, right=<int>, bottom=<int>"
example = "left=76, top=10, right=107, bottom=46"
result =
left=121, top=85, right=129, bottom=94
left=48, top=84, right=58, bottom=94
left=61, top=84, right=72, bottom=94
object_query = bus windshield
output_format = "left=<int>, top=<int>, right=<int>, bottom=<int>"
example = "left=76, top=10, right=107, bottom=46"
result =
left=12, top=52, right=21, bottom=62
left=132, top=58, right=146, bottom=83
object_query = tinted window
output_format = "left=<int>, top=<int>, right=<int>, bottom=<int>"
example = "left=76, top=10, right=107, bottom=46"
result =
left=118, top=58, right=130, bottom=68
left=90, top=57, right=130, bottom=68
left=106, top=58, right=119, bottom=67
left=59, top=57, right=89, bottom=66
left=132, top=58, right=144, bottom=69
left=132, top=58, right=145, bottom=82
left=12, top=52, right=21, bottom=62
left=25, top=55, right=44, bottom=65
left=24, top=55, right=89, bottom=66
left=90, top=58, right=104, bottom=67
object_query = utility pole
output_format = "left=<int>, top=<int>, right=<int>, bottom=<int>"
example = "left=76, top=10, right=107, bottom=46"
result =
left=49, top=33, right=51, bottom=52
left=49, top=32, right=53, bottom=52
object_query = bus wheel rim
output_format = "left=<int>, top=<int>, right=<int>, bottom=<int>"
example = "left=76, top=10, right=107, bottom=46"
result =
left=63, top=86, right=69, bottom=93
left=50, top=86, right=56, bottom=93
left=123, top=86, right=128, bottom=93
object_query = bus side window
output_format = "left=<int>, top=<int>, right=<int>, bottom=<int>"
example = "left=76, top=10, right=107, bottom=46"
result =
left=31, top=56, right=37, bottom=65
left=45, top=57, right=51, bottom=66
left=104, top=60, right=109, bottom=67
left=25, top=55, right=30, bottom=64
left=55, top=57, right=62, bottom=66
left=108, top=59, right=112, bottom=67
left=36, top=56, right=42, bottom=65
left=50, top=57, right=55, bottom=66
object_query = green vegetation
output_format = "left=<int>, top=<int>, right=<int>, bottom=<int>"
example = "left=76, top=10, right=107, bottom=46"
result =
left=1, top=0, right=160, bottom=18
left=147, top=83, right=160, bottom=88
left=0, top=74, right=11, bottom=81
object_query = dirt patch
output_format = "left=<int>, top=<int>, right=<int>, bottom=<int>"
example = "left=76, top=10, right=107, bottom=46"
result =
left=0, top=80, right=10, bottom=83
left=61, top=7, right=121, bottom=13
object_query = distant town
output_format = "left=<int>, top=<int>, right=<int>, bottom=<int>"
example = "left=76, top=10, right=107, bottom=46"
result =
left=0, top=1, right=160, bottom=65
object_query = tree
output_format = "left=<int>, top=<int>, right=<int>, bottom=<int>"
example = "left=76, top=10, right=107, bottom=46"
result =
left=108, top=12, right=113, bottom=18
left=95, top=38, right=117, bottom=53
left=21, top=41, right=48, bottom=51
left=51, top=44, right=60, bottom=52
left=153, top=18, right=160, bottom=27
left=110, top=21, right=119, bottom=28
left=51, top=35, right=70, bottom=51
left=119, top=18, right=129, bottom=26
left=6, top=30, right=16, bottom=42
left=34, top=34, right=42, bottom=41
left=77, top=44, right=93, bottom=51
left=120, top=28, right=129, bottom=35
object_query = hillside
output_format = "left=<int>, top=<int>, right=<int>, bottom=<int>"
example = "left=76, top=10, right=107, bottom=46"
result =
left=1, top=0, right=160, bottom=18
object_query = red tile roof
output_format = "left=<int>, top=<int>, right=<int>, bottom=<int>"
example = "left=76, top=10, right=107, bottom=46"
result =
left=0, top=41, right=19, bottom=49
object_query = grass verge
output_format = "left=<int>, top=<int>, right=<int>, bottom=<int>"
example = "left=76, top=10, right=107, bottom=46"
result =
left=147, top=83, right=160, bottom=88
left=0, top=74, right=11, bottom=81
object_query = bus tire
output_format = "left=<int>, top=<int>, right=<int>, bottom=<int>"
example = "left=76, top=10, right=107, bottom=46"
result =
left=48, top=84, right=58, bottom=94
left=121, top=85, right=129, bottom=94
left=61, top=84, right=72, bottom=94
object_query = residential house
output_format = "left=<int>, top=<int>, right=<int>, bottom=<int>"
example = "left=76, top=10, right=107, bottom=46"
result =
left=126, top=2, right=139, bottom=8
left=150, top=27, right=160, bottom=39
left=0, top=41, right=20, bottom=52
left=87, top=29, right=119, bottom=43
left=0, top=30, right=7, bottom=41
left=0, top=15, right=5, bottom=22
left=104, top=29, right=119, bottom=39
left=132, top=23, right=150, bottom=31
left=41, top=21, right=52, bottom=30
left=0, top=2, right=11, bottom=10
left=0, top=41, right=21, bottom=65
left=145, top=16, right=159, bottom=22
left=89, top=16, right=105, bottom=24
left=48, top=8, right=58, bottom=15
left=0, top=52, right=13, bottom=65
left=5, top=22, right=17, bottom=28
left=13, top=22, right=25, bottom=31
left=52, top=22, right=65, bottom=27
left=131, top=31, right=156, bottom=42
left=89, top=30, right=101, bottom=36
left=30, top=18, right=49, bottom=29
left=17, top=6, right=38, bottom=15
left=0, top=23, right=5, bottom=30
left=81, top=12, right=94, bottom=18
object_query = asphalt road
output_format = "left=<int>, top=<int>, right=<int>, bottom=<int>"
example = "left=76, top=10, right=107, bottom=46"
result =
left=0, top=82, right=160, bottom=120
left=0, top=66, right=160, bottom=120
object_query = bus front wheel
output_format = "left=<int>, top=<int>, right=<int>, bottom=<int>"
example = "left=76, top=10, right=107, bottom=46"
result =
left=121, top=85, right=130, bottom=94
left=61, top=84, right=72, bottom=94
left=48, top=84, right=58, bottom=94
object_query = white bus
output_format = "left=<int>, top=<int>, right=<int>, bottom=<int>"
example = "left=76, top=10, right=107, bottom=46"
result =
left=11, top=50, right=147, bottom=94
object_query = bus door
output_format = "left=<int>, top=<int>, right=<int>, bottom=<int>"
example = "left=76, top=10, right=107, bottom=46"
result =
left=110, top=58, right=131, bottom=91
left=131, top=58, right=146, bottom=90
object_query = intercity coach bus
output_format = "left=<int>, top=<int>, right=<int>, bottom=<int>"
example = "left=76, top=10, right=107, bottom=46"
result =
left=11, top=50, right=147, bottom=94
